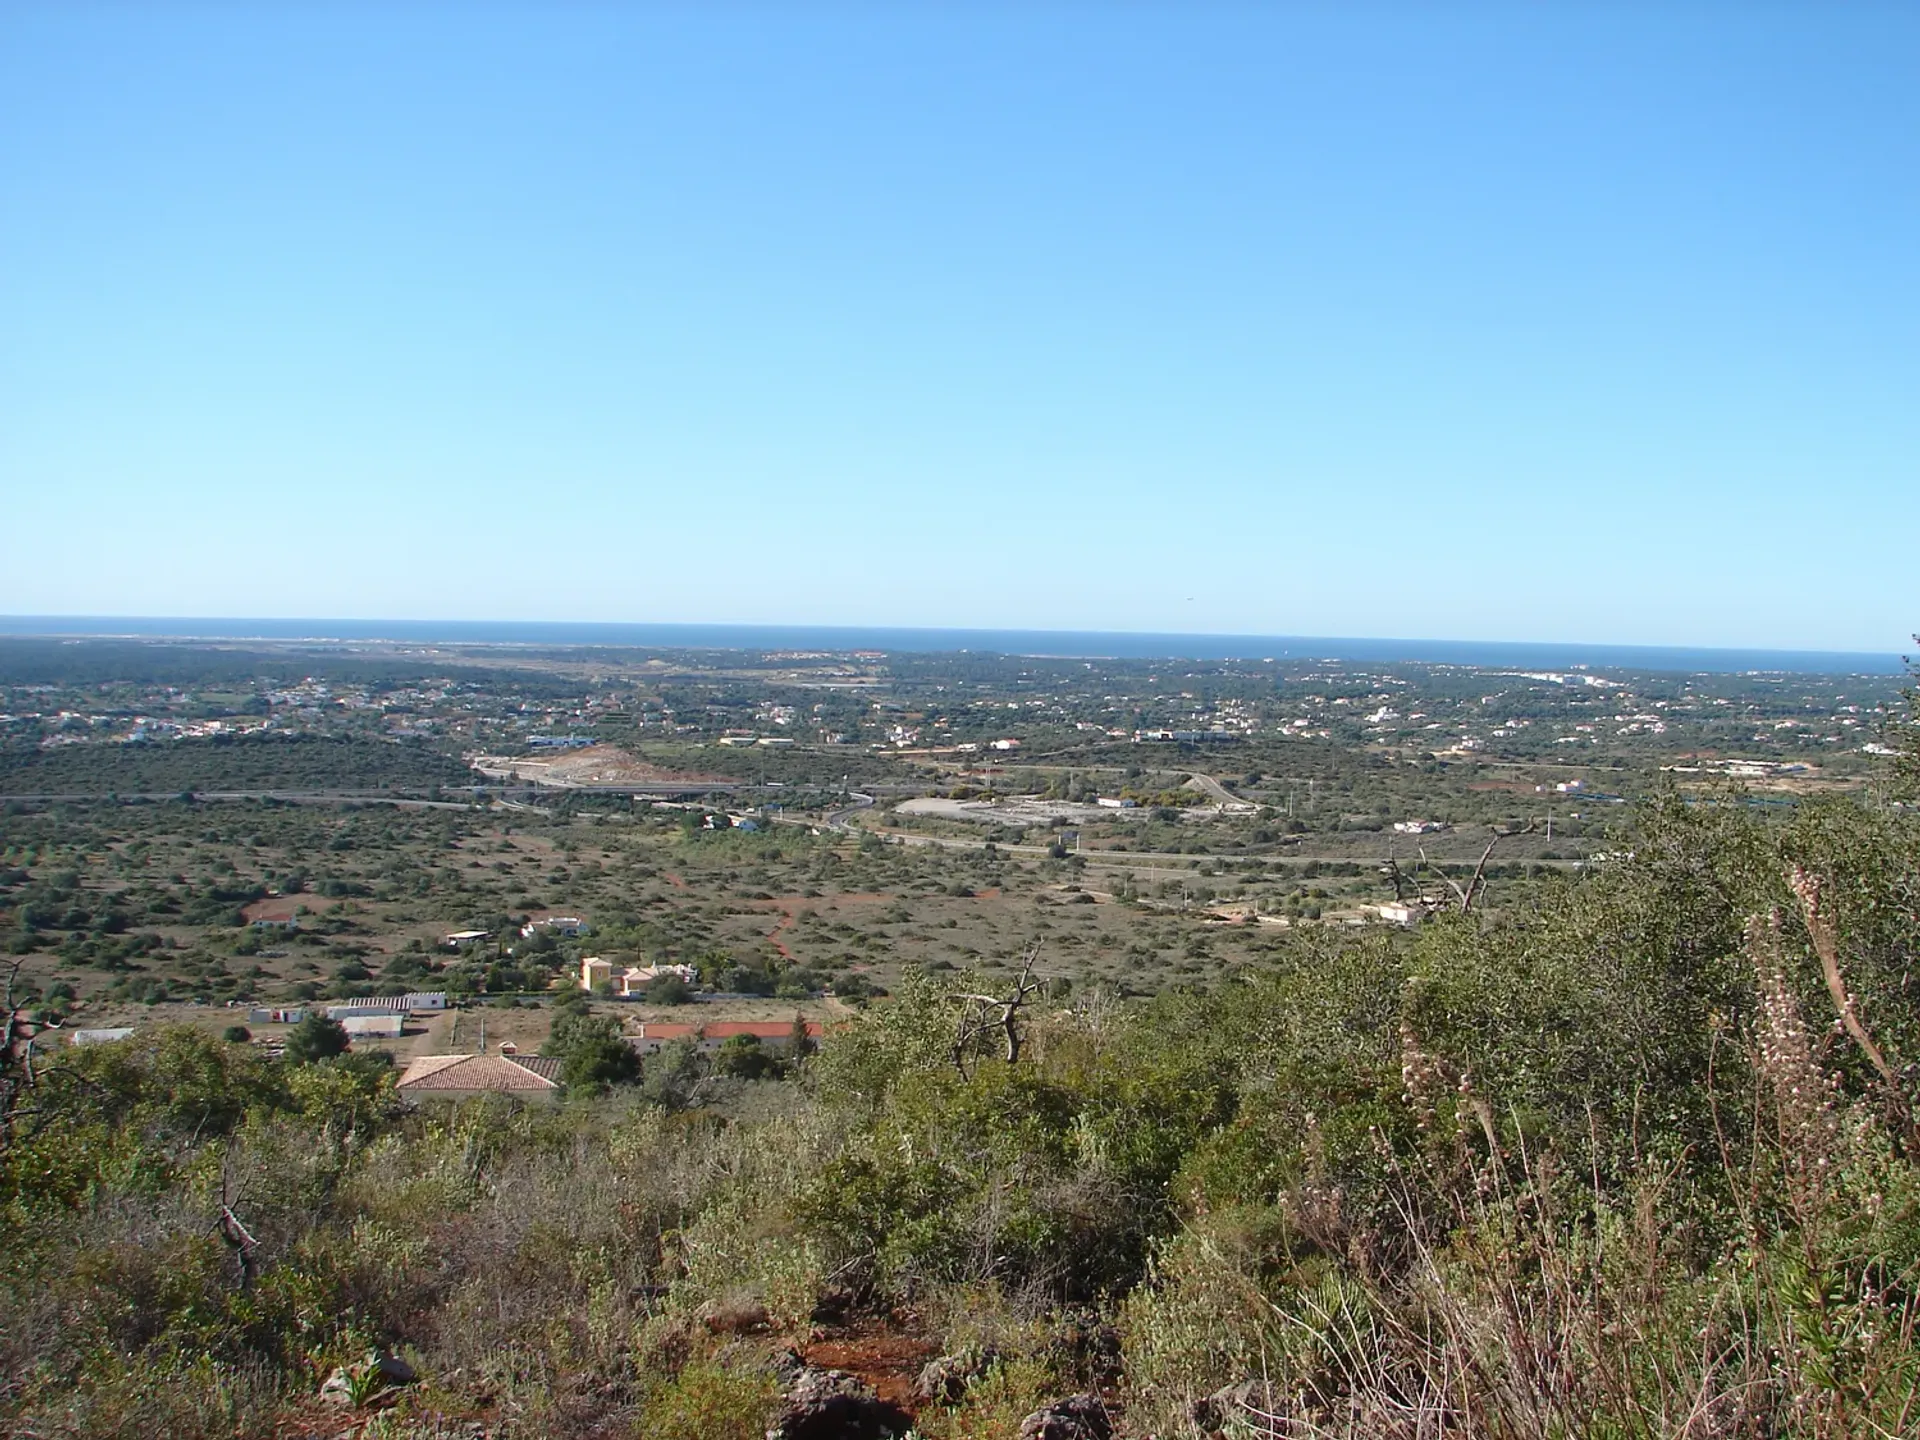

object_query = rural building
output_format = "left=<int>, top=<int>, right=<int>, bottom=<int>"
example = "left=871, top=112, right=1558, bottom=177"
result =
left=442, top=929, right=490, bottom=948
left=243, top=898, right=306, bottom=930
left=620, top=963, right=697, bottom=996
left=325, top=993, right=445, bottom=1020
left=1376, top=902, right=1423, bottom=926
left=69, top=1027, right=136, bottom=1047
left=582, top=958, right=699, bottom=997
left=396, top=1053, right=561, bottom=1101
left=248, top=1007, right=306, bottom=1025
left=521, top=914, right=588, bottom=939
left=341, top=1014, right=404, bottom=1039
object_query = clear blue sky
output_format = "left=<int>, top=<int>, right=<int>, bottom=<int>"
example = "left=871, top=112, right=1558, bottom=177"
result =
left=2, top=3, right=1915, bottom=652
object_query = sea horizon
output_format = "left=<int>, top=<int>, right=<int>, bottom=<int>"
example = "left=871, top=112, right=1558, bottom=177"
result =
left=0, top=615, right=1905, bottom=677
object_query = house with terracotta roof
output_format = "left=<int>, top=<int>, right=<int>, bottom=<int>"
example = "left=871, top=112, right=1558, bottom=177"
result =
left=581, top=956, right=698, bottom=997
left=396, top=1052, right=561, bottom=1101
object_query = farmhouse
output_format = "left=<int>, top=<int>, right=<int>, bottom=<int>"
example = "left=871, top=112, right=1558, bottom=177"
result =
left=324, top=993, right=446, bottom=1020
left=242, top=897, right=311, bottom=930
left=396, top=1052, right=561, bottom=1101
left=69, top=1027, right=136, bottom=1047
left=340, top=1014, right=404, bottom=1040
left=580, top=957, right=698, bottom=997
left=521, top=914, right=588, bottom=939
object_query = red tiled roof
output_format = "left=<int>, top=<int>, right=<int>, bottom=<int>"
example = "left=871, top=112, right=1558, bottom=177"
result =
left=704, top=1021, right=824, bottom=1040
left=397, top=1054, right=558, bottom=1092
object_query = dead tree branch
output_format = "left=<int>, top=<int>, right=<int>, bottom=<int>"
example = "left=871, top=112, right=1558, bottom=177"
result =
left=2, top=958, right=61, bottom=1147
left=950, top=945, right=1044, bottom=1076
left=1389, top=822, right=1535, bottom=919
left=1788, top=867, right=1898, bottom=1087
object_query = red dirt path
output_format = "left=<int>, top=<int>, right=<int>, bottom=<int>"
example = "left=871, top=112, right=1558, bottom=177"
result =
left=801, top=1325, right=939, bottom=1411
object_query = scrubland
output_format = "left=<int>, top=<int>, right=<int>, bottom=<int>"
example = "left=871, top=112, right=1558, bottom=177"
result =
left=4, top=789, right=1919, bottom=1438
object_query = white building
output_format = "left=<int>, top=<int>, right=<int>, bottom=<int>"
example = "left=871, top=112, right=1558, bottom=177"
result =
left=341, top=1014, right=404, bottom=1039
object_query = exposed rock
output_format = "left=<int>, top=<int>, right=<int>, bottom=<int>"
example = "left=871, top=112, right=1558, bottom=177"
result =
left=1017, top=1393, right=1112, bottom=1440
left=769, top=1345, right=809, bottom=1388
left=767, top=1365, right=910, bottom=1440
left=317, top=1351, right=417, bottom=1407
left=913, top=1346, right=1001, bottom=1405
left=319, top=1370, right=353, bottom=1407
left=374, top=1353, right=418, bottom=1385
left=1021, top=1397, right=1113, bottom=1440
left=711, top=1339, right=806, bottom=1387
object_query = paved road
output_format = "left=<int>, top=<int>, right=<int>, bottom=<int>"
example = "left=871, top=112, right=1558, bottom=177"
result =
left=1183, top=771, right=1258, bottom=811
left=822, top=793, right=876, bottom=829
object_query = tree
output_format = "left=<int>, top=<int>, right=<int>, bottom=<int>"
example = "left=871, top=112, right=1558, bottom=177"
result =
left=1892, top=636, right=1920, bottom=797
left=222, top=1025, right=251, bottom=1044
left=542, top=990, right=596, bottom=1056
left=640, top=1038, right=707, bottom=1109
left=788, top=1012, right=816, bottom=1062
left=646, top=974, right=694, bottom=1006
left=713, top=1033, right=776, bottom=1080
left=560, top=1028, right=641, bottom=1093
left=949, top=945, right=1045, bottom=1076
left=284, top=1013, right=349, bottom=1065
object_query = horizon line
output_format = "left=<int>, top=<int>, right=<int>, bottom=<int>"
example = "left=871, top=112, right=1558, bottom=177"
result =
left=0, top=614, right=1906, bottom=673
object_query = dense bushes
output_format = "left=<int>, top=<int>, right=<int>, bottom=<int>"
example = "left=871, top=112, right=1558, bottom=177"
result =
left=2, top=794, right=1918, bottom=1436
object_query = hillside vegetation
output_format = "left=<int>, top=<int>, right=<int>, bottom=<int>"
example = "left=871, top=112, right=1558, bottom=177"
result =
left=3, top=792, right=1919, bottom=1438
left=0, top=732, right=473, bottom=796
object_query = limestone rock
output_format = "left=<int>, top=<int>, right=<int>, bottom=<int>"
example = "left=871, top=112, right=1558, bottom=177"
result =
left=912, top=1346, right=1000, bottom=1405
left=766, top=1365, right=909, bottom=1440
left=1017, top=1393, right=1112, bottom=1440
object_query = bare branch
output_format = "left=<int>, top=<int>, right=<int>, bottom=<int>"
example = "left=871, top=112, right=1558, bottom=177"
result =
left=1789, top=867, right=1898, bottom=1086
left=948, top=943, right=1045, bottom=1073
left=1416, top=846, right=1471, bottom=910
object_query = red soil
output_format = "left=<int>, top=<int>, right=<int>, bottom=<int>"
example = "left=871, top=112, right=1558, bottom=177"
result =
left=801, top=1324, right=939, bottom=1412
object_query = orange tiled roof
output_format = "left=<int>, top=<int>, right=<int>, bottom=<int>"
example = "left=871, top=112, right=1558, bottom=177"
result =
left=397, top=1054, right=559, bottom=1092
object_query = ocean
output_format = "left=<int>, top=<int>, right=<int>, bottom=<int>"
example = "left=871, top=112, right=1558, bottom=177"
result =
left=0, top=616, right=1905, bottom=676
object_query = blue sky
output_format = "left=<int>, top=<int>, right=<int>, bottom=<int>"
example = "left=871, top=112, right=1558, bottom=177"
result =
left=1, top=3, right=1915, bottom=652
